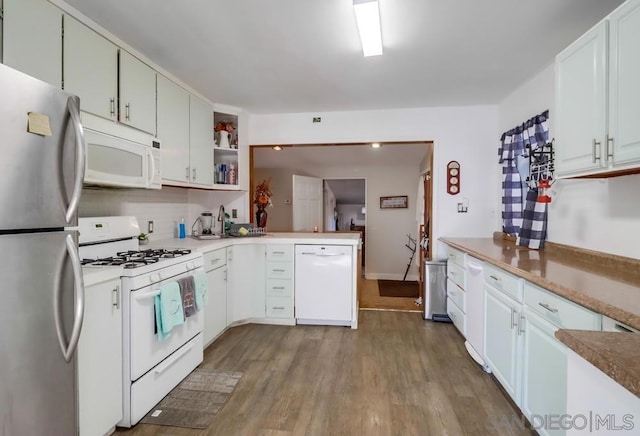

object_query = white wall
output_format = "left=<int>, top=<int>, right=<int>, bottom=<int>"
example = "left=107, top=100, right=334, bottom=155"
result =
left=249, top=105, right=501, bottom=261
left=498, top=63, right=640, bottom=259
left=79, top=187, right=246, bottom=241
left=253, top=168, right=313, bottom=231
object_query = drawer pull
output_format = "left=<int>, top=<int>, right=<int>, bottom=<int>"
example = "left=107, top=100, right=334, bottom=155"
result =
left=155, top=343, right=193, bottom=374
left=489, top=275, right=500, bottom=283
left=272, top=269, right=285, bottom=273
left=272, top=251, right=285, bottom=255
left=272, top=306, right=285, bottom=310
left=272, top=286, right=285, bottom=290
left=450, top=271, right=456, bottom=276
left=210, top=258, right=220, bottom=264
left=538, top=302, right=558, bottom=314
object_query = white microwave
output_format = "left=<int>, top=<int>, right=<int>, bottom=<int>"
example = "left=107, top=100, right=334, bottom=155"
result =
left=83, top=126, right=161, bottom=190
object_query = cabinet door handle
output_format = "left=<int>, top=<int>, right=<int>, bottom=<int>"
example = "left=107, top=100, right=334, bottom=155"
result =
left=112, top=285, right=120, bottom=309
left=592, top=139, right=601, bottom=163
left=110, top=98, right=116, bottom=117
left=606, top=135, right=614, bottom=161
left=538, top=302, right=558, bottom=313
left=193, top=168, right=197, bottom=180
left=125, top=103, right=131, bottom=121
left=185, top=167, right=190, bottom=181
left=510, top=308, right=516, bottom=329
left=518, top=314, right=526, bottom=335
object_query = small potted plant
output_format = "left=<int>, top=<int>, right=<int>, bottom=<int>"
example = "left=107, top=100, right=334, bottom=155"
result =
left=138, top=232, right=149, bottom=245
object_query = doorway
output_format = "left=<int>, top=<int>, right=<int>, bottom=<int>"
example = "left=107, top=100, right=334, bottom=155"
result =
left=250, top=141, right=433, bottom=312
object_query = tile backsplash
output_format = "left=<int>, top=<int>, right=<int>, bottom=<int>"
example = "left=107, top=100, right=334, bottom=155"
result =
left=79, top=187, right=247, bottom=242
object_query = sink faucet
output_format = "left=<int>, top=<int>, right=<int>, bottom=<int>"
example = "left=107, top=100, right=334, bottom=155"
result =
left=217, top=205, right=226, bottom=236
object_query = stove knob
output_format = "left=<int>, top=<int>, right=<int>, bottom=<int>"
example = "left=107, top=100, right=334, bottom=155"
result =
left=186, top=262, right=194, bottom=270
left=150, top=273, right=160, bottom=283
left=158, top=271, right=164, bottom=280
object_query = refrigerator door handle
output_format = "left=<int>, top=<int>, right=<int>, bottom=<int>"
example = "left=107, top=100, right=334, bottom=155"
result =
left=65, top=97, right=86, bottom=224
left=54, top=235, right=86, bottom=363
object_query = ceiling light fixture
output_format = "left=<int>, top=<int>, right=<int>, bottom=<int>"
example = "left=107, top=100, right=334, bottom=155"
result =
left=371, top=143, right=381, bottom=148
left=353, top=0, right=383, bottom=57
left=272, top=145, right=283, bottom=151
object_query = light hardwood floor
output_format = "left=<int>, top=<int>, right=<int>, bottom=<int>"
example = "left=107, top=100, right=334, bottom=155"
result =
left=117, top=311, right=530, bottom=435
left=359, top=278, right=422, bottom=312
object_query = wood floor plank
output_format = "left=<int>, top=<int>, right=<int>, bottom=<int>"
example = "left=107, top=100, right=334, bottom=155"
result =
left=117, top=311, right=530, bottom=436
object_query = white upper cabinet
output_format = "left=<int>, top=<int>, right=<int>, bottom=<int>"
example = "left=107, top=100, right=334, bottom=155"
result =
left=63, top=15, right=118, bottom=120
left=157, top=74, right=190, bottom=184
left=608, top=0, right=640, bottom=165
left=555, top=21, right=608, bottom=176
left=189, top=95, right=215, bottom=187
left=2, top=0, right=62, bottom=87
left=119, top=50, right=156, bottom=134
left=556, top=0, right=640, bottom=177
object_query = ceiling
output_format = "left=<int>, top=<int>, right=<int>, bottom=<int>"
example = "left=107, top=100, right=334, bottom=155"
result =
left=253, top=143, right=429, bottom=169
left=63, top=0, right=624, bottom=113
left=325, top=179, right=366, bottom=204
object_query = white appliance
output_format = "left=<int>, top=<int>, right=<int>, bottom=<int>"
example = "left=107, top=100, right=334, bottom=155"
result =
left=295, top=245, right=352, bottom=326
left=83, top=120, right=161, bottom=190
left=0, top=63, right=85, bottom=435
left=464, top=255, right=490, bottom=372
left=78, top=216, right=204, bottom=427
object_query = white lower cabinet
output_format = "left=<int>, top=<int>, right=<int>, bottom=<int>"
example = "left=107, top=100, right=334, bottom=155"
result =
left=484, top=271, right=602, bottom=436
left=77, top=277, right=122, bottom=436
left=521, top=308, right=567, bottom=436
left=265, top=244, right=295, bottom=319
left=227, top=244, right=266, bottom=323
left=484, top=284, right=522, bottom=405
left=203, top=247, right=227, bottom=347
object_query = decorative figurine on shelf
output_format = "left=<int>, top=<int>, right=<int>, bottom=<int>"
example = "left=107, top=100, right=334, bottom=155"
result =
left=254, top=178, right=273, bottom=229
left=215, top=121, right=235, bottom=149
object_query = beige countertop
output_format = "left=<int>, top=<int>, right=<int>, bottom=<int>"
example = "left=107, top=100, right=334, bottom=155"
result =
left=556, top=329, right=640, bottom=397
left=440, top=236, right=640, bottom=397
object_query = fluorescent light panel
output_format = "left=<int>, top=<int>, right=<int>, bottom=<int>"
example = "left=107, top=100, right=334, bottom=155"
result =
left=353, top=0, right=383, bottom=57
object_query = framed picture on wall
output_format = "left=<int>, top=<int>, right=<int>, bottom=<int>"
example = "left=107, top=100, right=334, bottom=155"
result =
left=380, top=195, right=408, bottom=209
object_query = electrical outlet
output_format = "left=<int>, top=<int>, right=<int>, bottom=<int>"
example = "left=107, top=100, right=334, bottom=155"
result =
left=312, top=117, right=321, bottom=123
left=232, top=209, right=238, bottom=218
left=148, top=221, right=154, bottom=233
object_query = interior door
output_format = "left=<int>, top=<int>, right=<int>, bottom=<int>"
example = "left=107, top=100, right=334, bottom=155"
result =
left=292, top=175, right=323, bottom=231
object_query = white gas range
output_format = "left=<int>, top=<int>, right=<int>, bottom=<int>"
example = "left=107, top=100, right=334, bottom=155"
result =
left=79, top=216, right=204, bottom=427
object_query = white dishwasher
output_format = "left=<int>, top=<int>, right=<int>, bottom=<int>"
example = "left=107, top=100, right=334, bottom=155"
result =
left=295, top=245, right=352, bottom=326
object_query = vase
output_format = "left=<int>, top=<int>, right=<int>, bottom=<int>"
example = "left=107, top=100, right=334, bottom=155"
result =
left=256, top=207, right=267, bottom=229
left=217, top=130, right=231, bottom=148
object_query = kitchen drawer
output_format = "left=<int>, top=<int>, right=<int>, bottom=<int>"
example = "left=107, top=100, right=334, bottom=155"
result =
left=484, top=264, right=523, bottom=303
left=266, top=244, right=293, bottom=262
left=266, top=296, right=293, bottom=318
left=266, top=278, right=293, bottom=297
left=447, top=261, right=465, bottom=289
left=446, top=278, right=466, bottom=313
left=447, top=297, right=466, bottom=336
left=203, top=247, right=227, bottom=272
left=266, top=261, right=293, bottom=279
left=524, top=282, right=601, bottom=330
left=447, top=246, right=465, bottom=268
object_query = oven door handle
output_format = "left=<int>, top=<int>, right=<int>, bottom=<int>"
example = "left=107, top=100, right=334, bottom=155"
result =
left=135, top=288, right=161, bottom=301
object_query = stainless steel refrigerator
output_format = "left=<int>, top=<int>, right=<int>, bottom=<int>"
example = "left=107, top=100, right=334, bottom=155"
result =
left=0, top=63, right=86, bottom=434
